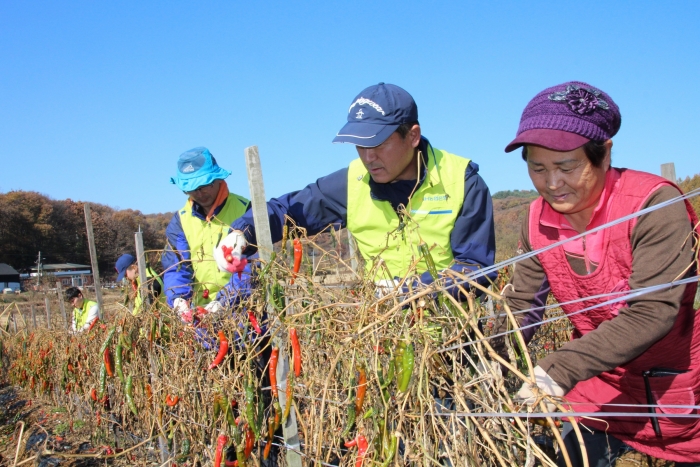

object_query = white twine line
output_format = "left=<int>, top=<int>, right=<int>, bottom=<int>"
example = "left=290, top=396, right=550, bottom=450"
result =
left=434, top=411, right=700, bottom=419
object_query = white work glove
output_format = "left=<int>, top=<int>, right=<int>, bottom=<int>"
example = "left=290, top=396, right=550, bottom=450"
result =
left=375, top=279, right=402, bottom=298
left=204, top=300, right=224, bottom=314
left=173, top=297, right=193, bottom=323
left=214, top=230, right=248, bottom=275
left=515, top=365, right=566, bottom=413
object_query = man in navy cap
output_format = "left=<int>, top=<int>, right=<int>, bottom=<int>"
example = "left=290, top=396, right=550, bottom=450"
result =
left=162, top=147, right=252, bottom=320
left=115, top=253, right=165, bottom=315
left=216, top=83, right=496, bottom=297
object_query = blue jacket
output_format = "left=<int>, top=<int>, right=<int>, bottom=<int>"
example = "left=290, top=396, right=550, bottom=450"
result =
left=162, top=196, right=252, bottom=307
left=231, top=137, right=496, bottom=297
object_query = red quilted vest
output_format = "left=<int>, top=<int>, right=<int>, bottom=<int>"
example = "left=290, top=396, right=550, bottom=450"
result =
left=529, top=168, right=700, bottom=462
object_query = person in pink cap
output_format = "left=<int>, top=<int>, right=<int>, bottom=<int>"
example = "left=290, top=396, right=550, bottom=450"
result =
left=499, top=82, right=700, bottom=466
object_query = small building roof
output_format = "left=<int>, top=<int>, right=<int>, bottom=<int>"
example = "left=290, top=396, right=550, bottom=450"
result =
left=31, top=263, right=91, bottom=271
left=0, top=263, right=20, bottom=275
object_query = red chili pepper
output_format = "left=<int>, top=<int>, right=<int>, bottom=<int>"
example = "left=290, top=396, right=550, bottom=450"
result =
left=355, top=365, right=367, bottom=414
left=263, top=416, right=275, bottom=460
left=290, top=328, right=301, bottom=377
left=214, top=434, right=228, bottom=467
left=86, top=317, right=99, bottom=332
left=269, top=347, right=279, bottom=398
left=104, top=348, right=114, bottom=377
left=208, top=331, right=229, bottom=370
left=145, top=384, right=153, bottom=403
left=344, top=434, right=369, bottom=467
left=202, top=289, right=209, bottom=299
left=165, top=394, right=179, bottom=407
left=90, top=388, right=98, bottom=401
left=291, top=238, right=302, bottom=284
left=244, top=424, right=254, bottom=458
left=248, top=311, right=262, bottom=334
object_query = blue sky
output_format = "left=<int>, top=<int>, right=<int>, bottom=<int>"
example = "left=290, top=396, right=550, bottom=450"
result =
left=2, top=1, right=698, bottom=214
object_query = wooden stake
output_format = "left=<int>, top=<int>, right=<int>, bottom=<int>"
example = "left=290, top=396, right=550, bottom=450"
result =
left=244, top=145, right=302, bottom=467
left=44, top=297, right=51, bottom=329
left=83, top=204, right=104, bottom=316
left=56, top=281, right=68, bottom=329
left=30, top=304, right=37, bottom=329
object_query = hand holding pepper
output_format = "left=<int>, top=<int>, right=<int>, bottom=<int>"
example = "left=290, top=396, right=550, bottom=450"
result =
left=214, top=230, right=248, bottom=276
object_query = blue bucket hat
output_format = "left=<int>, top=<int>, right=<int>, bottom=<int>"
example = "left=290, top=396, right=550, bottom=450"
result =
left=170, top=147, right=231, bottom=192
left=333, top=83, right=419, bottom=147
left=115, top=254, right=136, bottom=281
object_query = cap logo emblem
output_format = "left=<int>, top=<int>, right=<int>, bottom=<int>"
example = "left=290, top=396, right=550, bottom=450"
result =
left=549, top=85, right=609, bottom=115
left=348, top=98, right=385, bottom=116
left=181, top=163, right=195, bottom=173
left=355, top=109, right=364, bottom=119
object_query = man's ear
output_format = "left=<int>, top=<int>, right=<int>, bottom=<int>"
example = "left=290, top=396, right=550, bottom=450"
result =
left=409, top=124, right=422, bottom=148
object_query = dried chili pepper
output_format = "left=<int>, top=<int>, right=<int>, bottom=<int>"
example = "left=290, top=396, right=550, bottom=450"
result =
left=355, top=364, right=367, bottom=414
left=290, top=328, right=301, bottom=377
left=282, top=373, right=294, bottom=424
left=291, top=238, right=302, bottom=284
left=269, top=347, right=279, bottom=397
left=247, top=311, right=262, bottom=334
left=165, top=394, right=179, bottom=407
left=125, top=375, right=138, bottom=416
left=103, top=348, right=114, bottom=378
left=214, top=434, right=228, bottom=467
left=263, top=416, right=275, bottom=460
left=208, top=330, right=229, bottom=370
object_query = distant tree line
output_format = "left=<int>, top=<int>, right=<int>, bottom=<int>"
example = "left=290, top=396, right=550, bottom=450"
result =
left=0, top=191, right=172, bottom=276
left=492, top=189, right=538, bottom=200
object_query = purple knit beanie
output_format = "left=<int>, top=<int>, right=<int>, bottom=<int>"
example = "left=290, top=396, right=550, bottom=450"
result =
left=505, top=81, right=621, bottom=153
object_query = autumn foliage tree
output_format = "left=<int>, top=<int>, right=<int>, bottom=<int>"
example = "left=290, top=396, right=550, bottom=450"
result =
left=0, top=191, right=172, bottom=277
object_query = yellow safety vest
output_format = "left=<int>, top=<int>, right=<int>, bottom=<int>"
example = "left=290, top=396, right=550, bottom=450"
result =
left=346, top=147, right=469, bottom=280
left=74, top=299, right=98, bottom=330
left=179, top=194, right=249, bottom=306
left=133, top=267, right=166, bottom=315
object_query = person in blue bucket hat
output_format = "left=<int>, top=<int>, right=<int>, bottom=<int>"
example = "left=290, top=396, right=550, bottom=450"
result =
left=161, top=147, right=253, bottom=321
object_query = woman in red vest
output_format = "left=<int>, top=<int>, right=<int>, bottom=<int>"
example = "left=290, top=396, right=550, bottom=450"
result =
left=502, top=82, right=700, bottom=466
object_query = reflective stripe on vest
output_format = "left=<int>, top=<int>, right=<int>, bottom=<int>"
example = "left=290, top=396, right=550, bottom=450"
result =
left=346, top=147, right=469, bottom=280
left=179, top=194, right=249, bottom=306
left=133, top=267, right=166, bottom=315
left=75, top=299, right=97, bottom=329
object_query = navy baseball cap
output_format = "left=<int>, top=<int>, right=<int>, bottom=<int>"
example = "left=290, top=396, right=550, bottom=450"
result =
left=333, top=83, right=419, bottom=147
left=170, top=147, right=231, bottom=192
left=115, top=254, right=136, bottom=281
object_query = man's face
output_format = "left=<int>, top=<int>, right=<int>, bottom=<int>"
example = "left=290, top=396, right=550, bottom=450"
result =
left=69, top=294, right=84, bottom=309
left=125, top=266, right=138, bottom=281
left=526, top=141, right=611, bottom=230
left=356, top=125, right=421, bottom=183
left=185, top=179, right=221, bottom=211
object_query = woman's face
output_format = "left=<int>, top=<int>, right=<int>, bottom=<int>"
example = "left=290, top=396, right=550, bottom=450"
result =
left=526, top=141, right=611, bottom=230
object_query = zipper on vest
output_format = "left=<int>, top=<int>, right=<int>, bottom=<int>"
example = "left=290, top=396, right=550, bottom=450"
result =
left=582, top=235, right=591, bottom=275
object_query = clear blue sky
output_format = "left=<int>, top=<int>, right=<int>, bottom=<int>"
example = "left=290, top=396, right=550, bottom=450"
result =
left=2, top=1, right=698, bottom=214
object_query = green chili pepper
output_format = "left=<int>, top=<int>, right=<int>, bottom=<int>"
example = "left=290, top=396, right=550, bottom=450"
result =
left=218, top=394, right=236, bottom=427
left=271, top=282, right=285, bottom=313
left=99, top=326, right=116, bottom=354
left=115, top=343, right=124, bottom=384
left=341, top=373, right=356, bottom=439
left=398, top=342, right=414, bottom=393
left=259, top=251, right=276, bottom=280
left=246, top=377, right=259, bottom=440
left=380, top=434, right=398, bottom=467
left=98, top=362, right=107, bottom=398
left=125, top=375, right=138, bottom=416
left=177, top=438, right=191, bottom=461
